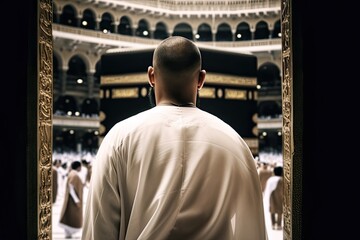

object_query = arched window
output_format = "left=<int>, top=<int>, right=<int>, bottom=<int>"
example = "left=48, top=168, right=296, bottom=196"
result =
left=100, top=12, right=114, bottom=33
left=272, top=20, right=281, bottom=38
left=235, top=22, right=251, bottom=41
left=154, top=22, right=169, bottom=40
left=257, top=62, right=281, bottom=88
left=173, top=23, right=193, bottom=40
left=67, top=55, right=87, bottom=90
left=81, top=98, right=99, bottom=117
left=254, top=21, right=270, bottom=40
left=54, top=95, right=79, bottom=116
left=80, top=9, right=96, bottom=30
left=197, top=23, right=212, bottom=41
left=59, top=5, right=77, bottom=27
left=216, top=23, right=232, bottom=41
left=135, top=19, right=151, bottom=38
left=118, top=16, right=132, bottom=36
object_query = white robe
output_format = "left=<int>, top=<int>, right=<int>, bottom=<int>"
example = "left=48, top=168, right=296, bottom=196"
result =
left=82, top=106, right=268, bottom=240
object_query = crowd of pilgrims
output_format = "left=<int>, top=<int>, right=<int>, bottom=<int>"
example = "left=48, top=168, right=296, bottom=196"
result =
left=256, top=152, right=284, bottom=231
left=51, top=151, right=283, bottom=238
left=52, top=151, right=94, bottom=238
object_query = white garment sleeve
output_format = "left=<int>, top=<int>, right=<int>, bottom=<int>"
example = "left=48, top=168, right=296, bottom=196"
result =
left=69, top=183, right=80, bottom=203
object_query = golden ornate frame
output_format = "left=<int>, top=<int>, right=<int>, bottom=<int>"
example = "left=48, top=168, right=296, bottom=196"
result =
left=38, top=0, right=53, bottom=239
left=281, top=0, right=294, bottom=239
left=35, top=0, right=296, bottom=239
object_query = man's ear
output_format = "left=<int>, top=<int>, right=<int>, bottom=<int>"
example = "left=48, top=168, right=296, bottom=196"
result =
left=197, top=70, right=206, bottom=90
left=147, top=66, right=155, bottom=87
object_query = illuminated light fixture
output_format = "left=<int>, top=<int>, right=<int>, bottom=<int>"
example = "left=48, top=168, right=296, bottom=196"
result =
left=195, top=34, right=200, bottom=39
left=94, top=131, right=99, bottom=135
left=103, top=29, right=108, bottom=33
left=262, top=132, right=267, bottom=136
left=278, top=131, right=282, bottom=136
left=256, top=84, right=261, bottom=89
left=67, top=111, right=72, bottom=116
left=278, top=32, right=281, bottom=37
left=77, top=78, right=83, bottom=84
left=236, top=33, right=242, bottom=38
left=69, top=130, right=75, bottom=134
left=82, top=20, right=88, bottom=26
left=75, top=111, right=80, bottom=116
left=143, top=30, right=148, bottom=36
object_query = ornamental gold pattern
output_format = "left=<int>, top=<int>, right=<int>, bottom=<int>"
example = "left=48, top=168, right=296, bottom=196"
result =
left=281, top=0, right=293, bottom=239
left=224, top=89, right=247, bottom=100
left=112, top=88, right=139, bottom=98
left=39, top=0, right=53, bottom=239
left=198, top=87, right=216, bottom=98
left=205, top=73, right=256, bottom=87
left=101, top=73, right=148, bottom=85
left=101, top=73, right=256, bottom=87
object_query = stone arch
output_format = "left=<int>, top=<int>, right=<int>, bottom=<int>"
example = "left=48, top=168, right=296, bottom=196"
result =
left=257, top=62, right=281, bottom=87
left=254, top=20, right=270, bottom=40
left=59, top=4, right=78, bottom=27
left=196, top=23, right=212, bottom=41
left=99, top=11, right=115, bottom=33
left=215, top=22, right=232, bottom=41
left=154, top=21, right=169, bottom=40
left=135, top=18, right=151, bottom=38
left=235, top=22, right=251, bottom=41
left=80, top=8, right=96, bottom=30
left=118, top=16, right=133, bottom=36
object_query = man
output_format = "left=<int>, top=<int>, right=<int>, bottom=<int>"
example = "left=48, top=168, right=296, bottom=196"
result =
left=59, top=160, right=84, bottom=238
left=263, top=166, right=284, bottom=230
left=82, top=36, right=268, bottom=240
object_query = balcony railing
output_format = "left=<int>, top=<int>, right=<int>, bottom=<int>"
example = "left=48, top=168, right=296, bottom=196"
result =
left=53, top=24, right=281, bottom=52
left=95, top=0, right=280, bottom=13
left=53, top=115, right=100, bottom=129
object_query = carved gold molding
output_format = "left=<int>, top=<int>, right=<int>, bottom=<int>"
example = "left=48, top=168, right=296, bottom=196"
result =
left=281, top=0, right=293, bottom=239
left=105, top=85, right=252, bottom=101
left=112, top=87, right=139, bottom=98
left=39, top=0, right=53, bottom=239
left=199, top=87, right=216, bottom=98
left=224, top=89, right=247, bottom=100
left=205, top=73, right=256, bottom=87
left=101, top=73, right=256, bottom=87
left=101, top=73, right=148, bottom=85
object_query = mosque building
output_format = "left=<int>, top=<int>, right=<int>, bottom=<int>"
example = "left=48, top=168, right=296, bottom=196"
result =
left=52, top=0, right=283, bottom=167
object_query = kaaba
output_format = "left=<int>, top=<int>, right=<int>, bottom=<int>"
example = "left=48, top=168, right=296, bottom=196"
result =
left=99, top=46, right=259, bottom=154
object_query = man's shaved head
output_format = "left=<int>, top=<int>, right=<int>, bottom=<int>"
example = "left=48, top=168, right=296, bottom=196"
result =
left=153, top=36, right=202, bottom=76
left=148, top=36, right=206, bottom=106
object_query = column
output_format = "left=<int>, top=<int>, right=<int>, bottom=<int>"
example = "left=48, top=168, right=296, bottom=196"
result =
left=87, top=72, right=95, bottom=98
left=60, top=68, right=68, bottom=95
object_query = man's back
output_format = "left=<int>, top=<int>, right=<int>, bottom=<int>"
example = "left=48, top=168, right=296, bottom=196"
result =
left=82, top=106, right=267, bottom=240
